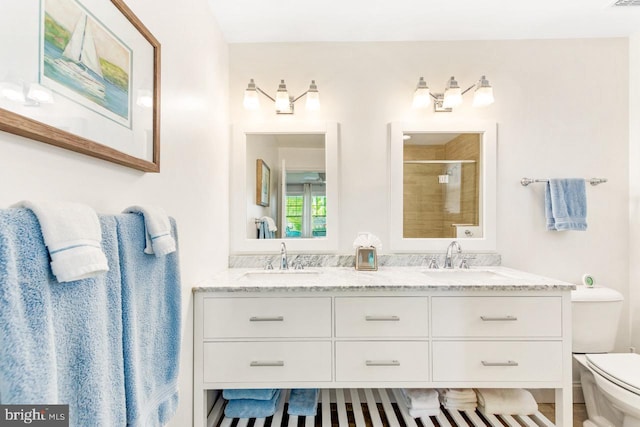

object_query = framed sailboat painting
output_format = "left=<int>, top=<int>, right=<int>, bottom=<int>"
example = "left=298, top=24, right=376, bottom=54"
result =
left=0, top=0, right=161, bottom=172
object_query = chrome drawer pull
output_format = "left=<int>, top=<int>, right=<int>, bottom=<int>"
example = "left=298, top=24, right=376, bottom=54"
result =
left=249, top=316, right=284, bottom=322
left=481, top=360, right=519, bottom=367
left=480, top=315, right=517, bottom=321
left=250, top=361, right=285, bottom=367
left=365, top=315, right=400, bottom=321
left=366, top=360, right=401, bottom=366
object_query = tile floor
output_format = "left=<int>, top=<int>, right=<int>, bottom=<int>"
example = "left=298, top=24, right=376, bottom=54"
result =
left=538, top=403, right=588, bottom=427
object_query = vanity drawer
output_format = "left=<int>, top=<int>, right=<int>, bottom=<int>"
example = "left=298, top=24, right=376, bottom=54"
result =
left=431, top=296, right=561, bottom=337
left=203, top=341, right=332, bottom=383
left=335, top=341, right=429, bottom=382
left=432, top=341, right=563, bottom=382
left=335, top=297, right=429, bottom=337
left=203, top=297, right=331, bottom=338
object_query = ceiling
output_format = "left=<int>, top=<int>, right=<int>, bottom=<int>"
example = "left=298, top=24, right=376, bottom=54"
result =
left=208, top=0, right=640, bottom=43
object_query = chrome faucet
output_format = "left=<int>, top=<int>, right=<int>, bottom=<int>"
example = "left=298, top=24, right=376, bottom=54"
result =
left=280, top=242, right=289, bottom=270
left=444, top=240, right=462, bottom=269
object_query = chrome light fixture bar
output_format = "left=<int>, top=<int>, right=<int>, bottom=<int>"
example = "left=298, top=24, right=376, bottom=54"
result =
left=412, top=75, right=494, bottom=112
left=243, top=79, right=320, bottom=114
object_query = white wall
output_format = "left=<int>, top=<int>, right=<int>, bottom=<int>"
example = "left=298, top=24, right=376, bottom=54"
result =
left=230, top=39, right=630, bottom=351
left=630, top=34, right=640, bottom=352
left=0, top=0, right=229, bottom=425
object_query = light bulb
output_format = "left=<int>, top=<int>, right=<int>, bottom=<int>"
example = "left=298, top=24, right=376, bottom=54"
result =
left=442, top=76, right=462, bottom=108
left=472, top=76, right=494, bottom=107
left=412, top=77, right=431, bottom=108
left=275, top=79, right=291, bottom=112
left=243, top=79, right=259, bottom=110
left=305, top=80, right=320, bottom=111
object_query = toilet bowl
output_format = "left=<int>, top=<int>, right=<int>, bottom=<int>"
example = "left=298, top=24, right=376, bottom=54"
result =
left=572, top=285, right=640, bottom=427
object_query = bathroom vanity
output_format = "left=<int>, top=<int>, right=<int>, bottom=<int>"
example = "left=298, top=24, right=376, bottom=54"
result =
left=193, top=266, right=574, bottom=427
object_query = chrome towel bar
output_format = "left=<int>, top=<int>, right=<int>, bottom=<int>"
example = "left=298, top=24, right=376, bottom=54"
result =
left=520, top=177, right=607, bottom=186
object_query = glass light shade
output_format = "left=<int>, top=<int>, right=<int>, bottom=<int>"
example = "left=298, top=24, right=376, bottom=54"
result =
left=275, top=79, right=290, bottom=112
left=442, top=87, right=462, bottom=108
left=243, top=89, right=259, bottom=110
left=306, top=91, right=320, bottom=110
left=0, top=82, right=25, bottom=102
left=27, top=83, right=54, bottom=104
left=412, top=87, right=431, bottom=108
left=473, top=86, right=494, bottom=107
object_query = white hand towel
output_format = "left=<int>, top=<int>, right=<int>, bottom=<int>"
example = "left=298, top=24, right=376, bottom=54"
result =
left=123, top=205, right=176, bottom=256
left=13, top=201, right=108, bottom=283
left=401, top=389, right=440, bottom=410
left=260, top=216, right=278, bottom=232
left=476, top=388, right=538, bottom=415
left=409, top=407, right=441, bottom=418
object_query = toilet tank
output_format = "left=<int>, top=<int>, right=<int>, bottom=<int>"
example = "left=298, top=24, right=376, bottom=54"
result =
left=571, top=285, right=623, bottom=353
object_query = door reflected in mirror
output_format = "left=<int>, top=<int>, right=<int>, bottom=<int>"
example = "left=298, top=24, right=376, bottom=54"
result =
left=246, top=134, right=326, bottom=240
left=403, top=132, right=481, bottom=239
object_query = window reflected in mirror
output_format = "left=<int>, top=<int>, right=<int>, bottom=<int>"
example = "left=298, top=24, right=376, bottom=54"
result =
left=246, top=133, right=326, bottom=239
left=403, top=132, right=481, bottom=239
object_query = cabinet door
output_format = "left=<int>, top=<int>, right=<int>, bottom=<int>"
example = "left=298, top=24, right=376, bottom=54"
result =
left=203, top=297, right=331, bottom=338
left=432, top=296, right=562, bottom=337
left=432, top=341, right=563, bottom=382
left=335, top=297, right=429, bottom=337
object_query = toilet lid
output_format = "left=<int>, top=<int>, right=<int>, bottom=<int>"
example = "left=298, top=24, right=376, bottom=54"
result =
left=586, top=353, right=640, bottom=396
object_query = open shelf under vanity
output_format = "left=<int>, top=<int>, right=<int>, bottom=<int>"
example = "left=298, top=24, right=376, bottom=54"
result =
left=207, top=388, right=556, bottom=427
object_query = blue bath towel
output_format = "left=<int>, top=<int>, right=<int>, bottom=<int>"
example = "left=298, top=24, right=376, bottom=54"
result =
left=545, top=179, right=587, bottom=231
left=225, top=389, right=283, bottom=418
left=223, top=389, right=278, bottom=401
left=0, top=209, right=126, bottom=426
left=287, top=389, right=319, bottom=416
left=115, top=214, right=181, bottom=427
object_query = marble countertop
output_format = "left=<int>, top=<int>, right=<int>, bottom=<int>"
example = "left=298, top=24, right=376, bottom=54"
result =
left=193, top=266, right=576, bottom=293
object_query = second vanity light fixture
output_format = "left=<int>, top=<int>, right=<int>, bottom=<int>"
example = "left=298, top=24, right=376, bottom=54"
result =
left=243, top=79, right=320, bottom=114
left=413, top=75, right=494, bottom=112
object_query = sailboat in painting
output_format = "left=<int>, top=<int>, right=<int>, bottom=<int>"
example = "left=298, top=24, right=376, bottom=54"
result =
left=54, top=14, right=106, bottom=100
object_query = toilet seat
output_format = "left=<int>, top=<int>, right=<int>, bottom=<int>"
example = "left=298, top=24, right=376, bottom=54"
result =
left=586, top=353, right=640, bottom=396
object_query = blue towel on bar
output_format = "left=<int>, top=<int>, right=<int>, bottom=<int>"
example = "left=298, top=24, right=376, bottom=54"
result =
left=0, top=209, right=126, bottom=426
left=545, top=179, right=587, bottom=231
left=224, top=389, right=283, bottom=418
left=116, top=214, right=181, bottom=427
left=287, top=389, right=319, bottom=416
left=223, top=389, right=278, bottom=401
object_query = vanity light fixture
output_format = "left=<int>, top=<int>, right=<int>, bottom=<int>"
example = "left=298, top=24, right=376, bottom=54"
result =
left=243, top=79, right=320, bottom=114
left=413, top=75, right=494, bottom=112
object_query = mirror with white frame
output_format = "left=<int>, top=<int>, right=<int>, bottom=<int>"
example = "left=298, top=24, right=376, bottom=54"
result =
left=389, top=122, right=497, bottom=251
left=231, top=122, right=339, bottom=253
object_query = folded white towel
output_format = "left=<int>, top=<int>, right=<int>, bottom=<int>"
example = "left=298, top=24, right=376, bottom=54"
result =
left=476, top=388, right=538, bottom=415
left=444, top=402, right=477, bottom=411
left=123, top=205, right=176, bottom=256
left=443, top=388, right=477, bottom=399
left=260, top=216, right=277, bottom=232
left=13, top=201, right=108, bottom=283
left=400, top=389, right=440, bottom=410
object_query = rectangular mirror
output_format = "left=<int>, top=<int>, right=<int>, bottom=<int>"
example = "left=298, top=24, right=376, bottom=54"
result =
left=389, top=122, right=497, bottom=251
left=231, top=122, right=339, bottom=253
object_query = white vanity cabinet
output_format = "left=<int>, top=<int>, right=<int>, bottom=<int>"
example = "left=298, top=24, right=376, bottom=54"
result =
left=193, top=277, right=574, bottom=427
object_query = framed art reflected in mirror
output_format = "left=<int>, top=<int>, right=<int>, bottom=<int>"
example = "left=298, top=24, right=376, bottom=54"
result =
left=256, top=158, right=270, bottom=207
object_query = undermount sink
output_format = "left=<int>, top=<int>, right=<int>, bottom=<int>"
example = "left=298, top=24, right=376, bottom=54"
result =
left=422, top=269, right=506, bottom=281
left=241, top=270, right=321, bottom=280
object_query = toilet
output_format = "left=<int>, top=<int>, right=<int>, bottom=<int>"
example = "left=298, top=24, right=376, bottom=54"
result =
left=572, top=284, right=640, bottom=427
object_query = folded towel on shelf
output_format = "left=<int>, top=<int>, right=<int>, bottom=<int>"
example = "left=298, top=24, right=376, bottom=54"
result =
left=476, top=388, right=538, bottom=415
left=116, top=214, right=181, bottom=426
left=287, top=389, right=319, bottom=416
left=0, top=209, right=126, bottom=426
left=400, top=388, right=440, bottom=410
left=439, top=388, right=477, bottom=411
left=123, top=205, right=176, bottom=256
left=223, top=389, right=278, bottom=401
left=12, top=200, right=108, bottom=283
left=408, top=407, right=441, bottom=418
left=545, top=179, right=587, bottom=231
left=224, top=389, right=283, bottom=418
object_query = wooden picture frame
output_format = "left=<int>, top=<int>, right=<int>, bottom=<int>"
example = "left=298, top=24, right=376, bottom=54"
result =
left=355, top=247, right=378, bottom=271
left=256, top=159, right=270, bottom=207
left=0, top=0, right=161, bottom=172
